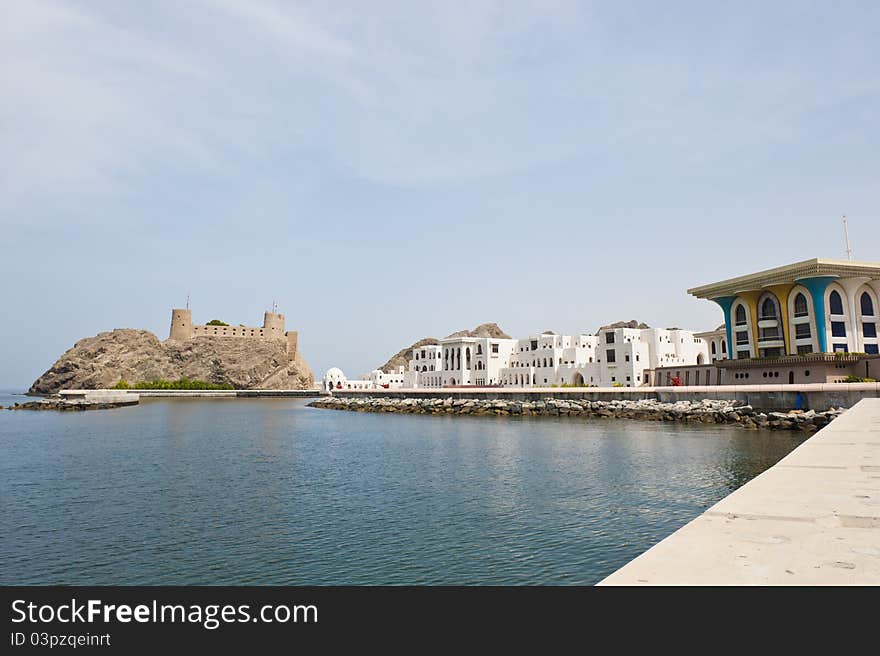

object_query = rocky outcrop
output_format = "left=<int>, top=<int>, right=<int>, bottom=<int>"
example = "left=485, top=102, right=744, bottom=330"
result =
left=379, top=337, right=442, bottom=374
left=7, top=394, right=139, bottom=411
left=309, top=397, right=846, bottom=432
left=442, top=323, right=511, bottom=340
left=597, top=319, right=650, bottom=331
left=29, top=329, right=314, bottom=394
left=379, top=323, right=512, bottom=373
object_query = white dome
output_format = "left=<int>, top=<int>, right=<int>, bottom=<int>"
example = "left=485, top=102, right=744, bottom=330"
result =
left=324, top=367, right=346, bottom=381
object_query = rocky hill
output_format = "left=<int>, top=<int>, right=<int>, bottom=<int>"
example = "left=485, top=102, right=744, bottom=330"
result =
left=597, top=319, right=650, bottom=331
left=378, top=323, right=511, bottom=373
left=29, top=329, right=314, bottom=394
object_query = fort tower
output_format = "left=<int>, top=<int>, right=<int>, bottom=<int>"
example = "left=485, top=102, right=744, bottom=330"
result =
left=169, top=309, right=194, bottom=341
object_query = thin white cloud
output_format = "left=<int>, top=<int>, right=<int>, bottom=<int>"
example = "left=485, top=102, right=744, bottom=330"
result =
left=1, top=0, right=877, bottom=223
left=207, top=0, right=355, bottom=58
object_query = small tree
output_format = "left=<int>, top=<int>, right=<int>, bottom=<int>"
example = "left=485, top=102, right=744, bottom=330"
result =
left=206, top=319, right=229, bottom=326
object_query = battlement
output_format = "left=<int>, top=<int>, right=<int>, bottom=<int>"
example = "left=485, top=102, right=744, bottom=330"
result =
left=168, top=308, right=298, bottom=359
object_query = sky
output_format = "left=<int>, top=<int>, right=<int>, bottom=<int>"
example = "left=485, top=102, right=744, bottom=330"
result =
left=1, top=0, right=879, bottom=389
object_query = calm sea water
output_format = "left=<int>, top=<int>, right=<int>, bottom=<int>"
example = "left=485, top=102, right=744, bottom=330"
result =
left=0, top=392, right=806, bottom=585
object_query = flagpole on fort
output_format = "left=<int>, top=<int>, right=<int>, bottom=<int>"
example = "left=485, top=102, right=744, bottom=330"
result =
left=843, top=215, right=852, bottom=261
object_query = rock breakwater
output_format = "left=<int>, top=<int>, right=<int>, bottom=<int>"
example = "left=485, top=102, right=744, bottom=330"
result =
left=5, top=395, right=140, bottom=411
left=308, top=397, right=846, bottom=431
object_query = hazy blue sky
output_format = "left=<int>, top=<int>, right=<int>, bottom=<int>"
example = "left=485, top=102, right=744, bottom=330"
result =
left=2, top=1, right=878, bottom=388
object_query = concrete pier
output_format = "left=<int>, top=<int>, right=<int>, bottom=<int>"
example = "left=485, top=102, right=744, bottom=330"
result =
left=599, top=398, right=880, bottom=585
left=58, top=390, right=139, bottom=404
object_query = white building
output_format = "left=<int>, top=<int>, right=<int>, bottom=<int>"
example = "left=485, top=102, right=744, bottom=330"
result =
left=695, top=326, right=728, bottom=363
left=322, top=366, right=407, bottom=392
left=407, top=326, right=709, bottom=389
left=408, top=338, right=518, bottom=387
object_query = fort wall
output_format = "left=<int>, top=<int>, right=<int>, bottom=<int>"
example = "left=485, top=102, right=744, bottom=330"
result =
left=168, top=308, right=298, bottom=360
left=287, top=331, right=299, bottom=359
left=192, top=324, right=270, bottom=338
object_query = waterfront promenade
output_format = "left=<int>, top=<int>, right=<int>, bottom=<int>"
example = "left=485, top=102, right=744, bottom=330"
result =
left=599, top=398, right=880, bottom=585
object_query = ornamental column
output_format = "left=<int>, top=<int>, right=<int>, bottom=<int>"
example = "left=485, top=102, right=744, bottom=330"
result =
left=735, top=290, right=762, bottom=356
left=710, top=296, right=736, bottom=361
left=763, top=283, right=795, bottom=355
left=797, top=276, right=837, bottom=353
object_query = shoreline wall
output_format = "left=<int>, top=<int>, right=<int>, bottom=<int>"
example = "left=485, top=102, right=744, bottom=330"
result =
left=328, top=382, right=880, bottom=412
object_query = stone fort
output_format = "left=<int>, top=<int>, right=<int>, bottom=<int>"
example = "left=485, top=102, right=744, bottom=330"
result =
left=168, top=308, right=299, bottom=359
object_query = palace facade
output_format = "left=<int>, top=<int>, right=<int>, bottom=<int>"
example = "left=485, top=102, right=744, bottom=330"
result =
left=649, top=258, right=880, bottom=386
left=406, top=326, right=709, bottom=389
left=687, top=258, right=880, bottom=358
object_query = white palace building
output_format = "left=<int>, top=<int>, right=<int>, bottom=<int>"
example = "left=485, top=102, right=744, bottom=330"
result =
left=322, top=257, right=880, bottom=391
left=323, top=366, right=407, bottom=392
left=322, top=325, right=709, bottom=391
left=403, top=325, right=709, bottom=389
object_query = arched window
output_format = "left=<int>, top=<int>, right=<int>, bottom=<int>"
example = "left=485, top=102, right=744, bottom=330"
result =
left=760, top=296, right=777, bottom=320
left=711, top=342, right=716, bottom=355
left=466, top=348, right=471, bottom=369
left=735, top=304, right=747, bottom=325
left=829, top=290, right=844, bottom=315
left=861, top=292, right=875, bottom=316
left=721, top=340, right=726, bottom=354
left=794, top=293, right=808, bottom=317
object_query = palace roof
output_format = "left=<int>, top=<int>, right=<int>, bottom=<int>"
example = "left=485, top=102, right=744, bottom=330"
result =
left=688, top=258, right=880, bottom=299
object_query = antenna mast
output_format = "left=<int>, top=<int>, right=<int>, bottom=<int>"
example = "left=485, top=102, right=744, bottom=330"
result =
left=843, top=215, right=853, bottom=261
left=186, top=292, right=190, bottom=310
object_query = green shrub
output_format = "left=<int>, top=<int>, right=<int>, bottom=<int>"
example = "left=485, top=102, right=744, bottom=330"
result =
left=133, top=378, right=235, bottom=390
left=840, top=375, right=877, bottom=383
left=112, top=380, right=131, bottom=389
left=206, top=319, right=229, bottom=326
